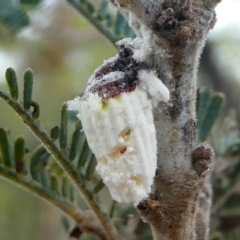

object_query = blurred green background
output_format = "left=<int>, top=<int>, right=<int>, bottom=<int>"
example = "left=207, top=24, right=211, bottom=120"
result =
left=0, top=0, right=240, bottom=239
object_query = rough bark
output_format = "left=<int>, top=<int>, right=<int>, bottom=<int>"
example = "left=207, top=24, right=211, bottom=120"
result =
left=194, top=173, right=212, bottom=240
left=115, top=0, right=218, bottom=239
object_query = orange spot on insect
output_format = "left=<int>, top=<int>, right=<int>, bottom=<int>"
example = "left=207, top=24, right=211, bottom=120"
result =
left=109, top=145, right=127, bottom=159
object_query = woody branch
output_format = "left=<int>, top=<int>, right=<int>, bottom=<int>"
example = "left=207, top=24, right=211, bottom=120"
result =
left=115, top=0, right=218, bottom=239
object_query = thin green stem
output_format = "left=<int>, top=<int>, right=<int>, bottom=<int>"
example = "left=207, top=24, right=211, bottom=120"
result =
left=0, top=91, right=116, bottom=240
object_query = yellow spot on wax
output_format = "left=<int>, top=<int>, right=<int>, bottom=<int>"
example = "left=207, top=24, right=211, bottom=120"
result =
left=130, top=175, right=144, bottom=185
left=118, top=128, right=131, bottom=141
left=109, top=145, right=127, bottom=159
left=101, top=99, right=109, bottom=110
left=114, top=95, right=122, bottom=103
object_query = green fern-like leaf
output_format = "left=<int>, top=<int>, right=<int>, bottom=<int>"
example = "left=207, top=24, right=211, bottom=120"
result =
left=0, top=0, right=42, bottom=41
left=197, top=88, right=225, bottom=142
left=0, top=68, right=105, bottom=189
left=0, top=68, right=117, bottom=239
left=0, top=126, right=74, bottom=202
left=67, top=0, right=135, bottom=46
left=0, top=128, right=14, bottom=168
left=14, top=136, right=25, bottom=173
left=0, top=128, right=82, bottom=219
left=0, top=0, right=29, bottom=33
left=30, top=145, right=50, bottom=181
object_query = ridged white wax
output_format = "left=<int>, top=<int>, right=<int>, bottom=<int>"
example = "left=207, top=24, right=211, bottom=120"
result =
left=68, top=87, right=157, bottom=205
